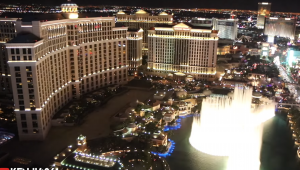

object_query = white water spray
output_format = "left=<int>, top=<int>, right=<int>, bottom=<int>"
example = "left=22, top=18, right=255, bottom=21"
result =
left=189, top=85, right=275, bottom=170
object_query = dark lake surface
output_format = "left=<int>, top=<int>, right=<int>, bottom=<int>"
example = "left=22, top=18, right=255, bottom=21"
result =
left=166, top=114, right=300, bottom=170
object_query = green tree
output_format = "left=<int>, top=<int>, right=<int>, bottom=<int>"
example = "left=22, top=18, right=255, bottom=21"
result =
left=145, top=122, right=158, bottom=134
left=124, top=116, right=135, bottom=126
left=171, top=104, right=179, bottom=111
left=154, top=111, right=163, bottom=120
left=144, top=111, right=152, bottom=119
left=135, top=104, right=143, bottom=113
left=65, top=115, right=76, bottom=123
left=158, top=145, right=166, bottom=152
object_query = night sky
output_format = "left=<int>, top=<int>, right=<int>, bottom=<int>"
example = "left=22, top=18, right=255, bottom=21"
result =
left=4, top=0, right=300, bottom=12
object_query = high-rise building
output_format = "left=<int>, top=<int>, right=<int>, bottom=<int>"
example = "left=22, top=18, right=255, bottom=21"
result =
left=217, top=19, right=238, bottom=40
left=286, top=46, right=300, bottom=67
left=3, top=1, right=128, bottom=140
left=264, top=17, right=296, bottom=43
left=147, top=23, right=218, bottom=81
left=257, top=2, right=271, bottom=29
left=116, top=10, right=173, bottom=56
left=261, top=42, right=270, bottom=58
left=0, top=18, right=18, bottom=95
left=191, top=18, right=238, bottom=40
left=127, top=28, right=143, bottom=75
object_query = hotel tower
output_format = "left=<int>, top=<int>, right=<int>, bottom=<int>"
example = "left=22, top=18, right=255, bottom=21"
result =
left=2, top=0, right=128, bottom=140
left=147, top=23, right=218, bottom=81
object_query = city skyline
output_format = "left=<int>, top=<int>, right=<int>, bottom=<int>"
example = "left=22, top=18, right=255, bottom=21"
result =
left=1, top=0, right=300, bottom=13
left=0, top=0, right=299, bottom=169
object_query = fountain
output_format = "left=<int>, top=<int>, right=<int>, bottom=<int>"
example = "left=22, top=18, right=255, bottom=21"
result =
left=189, top=85, right=275, bottom=170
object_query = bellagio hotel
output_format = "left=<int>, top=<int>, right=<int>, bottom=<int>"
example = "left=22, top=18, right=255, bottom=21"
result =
left=148, top=23, right=218, bottom=81
left=3, top=1, right=128, bottom=140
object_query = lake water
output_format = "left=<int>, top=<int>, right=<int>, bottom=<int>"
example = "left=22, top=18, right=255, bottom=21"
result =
left=166, top=114, right=300, bottom=170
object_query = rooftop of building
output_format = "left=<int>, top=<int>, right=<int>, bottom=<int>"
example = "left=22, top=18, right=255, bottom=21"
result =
left=127, top=28, right=140, bottom=32
left=154, top=23, right=213, bottom=30
left=7, top=33, right=41, bottom=43
left=288, top=46, right=300, bottom=51
left=117, top=10, right=170, bottom=16
left=135, top=10, right=148, bottom=14
left=0, top=12, right=112, bottom=22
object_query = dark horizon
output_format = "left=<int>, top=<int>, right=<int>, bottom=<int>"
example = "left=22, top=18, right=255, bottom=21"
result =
left=1, top=0, right=300, bottom=13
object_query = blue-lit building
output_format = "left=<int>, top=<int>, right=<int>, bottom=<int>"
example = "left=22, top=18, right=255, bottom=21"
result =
left=287, top=46, right=300, bottom=67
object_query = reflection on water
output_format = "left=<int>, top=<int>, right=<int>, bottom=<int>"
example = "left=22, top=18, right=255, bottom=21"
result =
left=166, top=115, right=299, bottom=170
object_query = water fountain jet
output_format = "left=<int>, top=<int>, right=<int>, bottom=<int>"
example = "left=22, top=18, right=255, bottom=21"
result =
left=189, top=85, right=275, bottom=170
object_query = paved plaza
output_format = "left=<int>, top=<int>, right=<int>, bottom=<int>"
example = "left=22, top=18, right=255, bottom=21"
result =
left=0, top=89, right=155, bottom=167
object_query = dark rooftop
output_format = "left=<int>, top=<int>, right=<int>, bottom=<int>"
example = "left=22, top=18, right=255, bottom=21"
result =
left=115, top=22, right=126, bottom=27
left=184, top=23, right=212, bottom=29
left=154, top=23, right=175, bottom=28
left=128, top=28, right=140, bottom=32
left=8, top=33, right=41, bottom=43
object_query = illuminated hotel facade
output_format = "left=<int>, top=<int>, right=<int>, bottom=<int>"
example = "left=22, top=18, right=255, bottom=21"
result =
left=116, top=10, right=173, bottom=55
left=264, top=17, right=296, bottom=43
left=147, top=23, right=218, bottom=81
left=191, top=18, right=238, bottom=40
left=0, top=18, right=18, bottom=94
left=257, top=2, right=271, bottom=29
left=4, top=1, right=128, bottom=140
left=127, top=28, right=143, bottom=74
